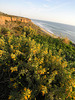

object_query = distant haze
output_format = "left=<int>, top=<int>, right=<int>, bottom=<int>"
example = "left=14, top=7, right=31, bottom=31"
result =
left=0, top=0, right=75, bottom=26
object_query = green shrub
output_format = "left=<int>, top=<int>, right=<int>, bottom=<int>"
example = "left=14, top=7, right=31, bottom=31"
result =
left=1, top=27, right=9, bottom=34
left=0, top=29, right=75, bottom=100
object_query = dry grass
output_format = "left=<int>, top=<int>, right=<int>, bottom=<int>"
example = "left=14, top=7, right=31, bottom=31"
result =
left=62, top=37, right=70, bottom=44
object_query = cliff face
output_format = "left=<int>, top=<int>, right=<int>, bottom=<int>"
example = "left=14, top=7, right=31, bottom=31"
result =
left=0, top=15, right=31, bottom=25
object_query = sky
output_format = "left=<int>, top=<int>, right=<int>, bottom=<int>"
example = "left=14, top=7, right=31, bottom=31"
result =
left=0, top=0, right=75, bottom=26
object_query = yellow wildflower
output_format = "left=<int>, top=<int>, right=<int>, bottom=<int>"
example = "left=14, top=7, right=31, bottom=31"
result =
left=10, top=45, right=13, bottom=49
left=0, top=50, right=4, bottom=57
left=24, top=96, right=27, bottom=100
left=39, top=66, right=42, bottom=69
left=40, top=85, right=47, bottom=96
left=51, top=56, right=56, bottom=62
left=40, top=60, right=43, bottom=64
left=70, top=87, right=72, bottom=92
left=33, top=50, right=36, bottom=54
left=56, top=59, right=59, bottom=62
left=42, top=91, right=45, bottom=96
left=24, top=87, right=26, bottom=91
left=28, top=94, right=30, bottom=98
left=62, top=61, right=67, bottom=68
left=8, top=95, right=12, bottom=100
left=13, top=50, right=15, bottom=53
left=43, top=75, right=46, bottom=79
left=38, top=68, right=46, bottom=75
left=0, top=39, right=5, bottom=47
left=11, top=53, right=16, bottom=60
left=69, top=75, right=71, bottom=78
left=23, top=88, right=32, bottom=99
left=28, top=58, right=31, bottom=61
left=13, top=82, right=17, bottom=88
left=73, top=97, right=75, bottom=100
left=10, top=78, right=14, bottom=81
left=10, top=66, right=18, bottom=73
left=72, top=82, right=75, bottom=87
left=15, top=45, right=18, bottom=48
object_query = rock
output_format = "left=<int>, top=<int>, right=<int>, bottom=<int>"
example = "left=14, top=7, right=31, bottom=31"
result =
left=0, top=15, right=31, bottom=25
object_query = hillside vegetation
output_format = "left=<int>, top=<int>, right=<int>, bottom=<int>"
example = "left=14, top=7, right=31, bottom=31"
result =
left=0, top=13, right=75, bottom=100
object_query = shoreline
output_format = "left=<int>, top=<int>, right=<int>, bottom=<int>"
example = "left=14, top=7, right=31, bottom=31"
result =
left=40, top=27, right=75, bottom=46
left=32, top=20, right=75, bottom=44
left=31, top=20, right=60, bottom=39
left=32, top=21, right=75, bottom=46
left=40, top=27, right=59, bottom=38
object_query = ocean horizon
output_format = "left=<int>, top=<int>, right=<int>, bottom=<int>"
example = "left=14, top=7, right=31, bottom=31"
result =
left=32, top=19, right=75, bottom=43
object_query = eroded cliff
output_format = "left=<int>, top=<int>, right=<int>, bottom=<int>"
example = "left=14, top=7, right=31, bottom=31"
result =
left=0, top=13, right=31, bottom=25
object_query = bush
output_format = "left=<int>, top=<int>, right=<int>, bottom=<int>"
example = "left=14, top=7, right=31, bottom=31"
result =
left=1, top=27, right=9, bottom=35
left=0, top=29, right=75, bottom=100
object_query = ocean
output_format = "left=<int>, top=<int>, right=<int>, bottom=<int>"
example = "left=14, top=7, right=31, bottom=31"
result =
left=32, top=19, right=75, bottom=43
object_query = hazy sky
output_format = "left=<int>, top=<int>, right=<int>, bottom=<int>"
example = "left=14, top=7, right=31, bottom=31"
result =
left=0, top=0, right=75, bottom=26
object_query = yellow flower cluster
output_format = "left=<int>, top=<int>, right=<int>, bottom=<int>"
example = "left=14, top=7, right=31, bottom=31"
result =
left=8, top=36, right=13, bottom=43
left=8, top=95, right=12, bottom=100
left=10, top=66, right=18, bottom=73
left=13, top=82, right=18, bottom=88
left=30, top=39, right=41, bottom=55
left=40, top=85, right=47, bottom=96
left=51, top=56, right=56, bottom=63
left=15, top=45, right=18, bottom=48
left=11, top=53, right=16, bottom=60
left=10, top=45, right=13, bottom=49
left=0, top=50, right=4, bottom=57
left=38, top=68, right=46, bottom=75
left=61, top=61, right=67, bottom=68
left=66, top=93, right=72, bottom=99
left=39, top=58, right=44, bottom=64
left=0, top=38, right=5, bottom=48
left=49, top=71, right=58, bottom=84
left=50, top=70, right=58, bottom=77
left=34, top=57, right=44, bottom=64
left=37, top=44, right=40, bottom=50
left=58, top=49, right=62, bottom=55
left=71, top=79, right=75, bottom=87
left=43, top=48, right=48, bottom=55
left=43, top=75, right=46, bottom=79
left=10, top=78, right=14, bottom=81
left=73, top=97, right=75, bottom=100
left=10, top=45, right=16, bottom=53
left=39, top=65, right=42, bottom=69
left=33, top=50, right=37, bottom=54
left=16, top=50, right=22, bottom=55
left=23, top=87, right=32, bottom=100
